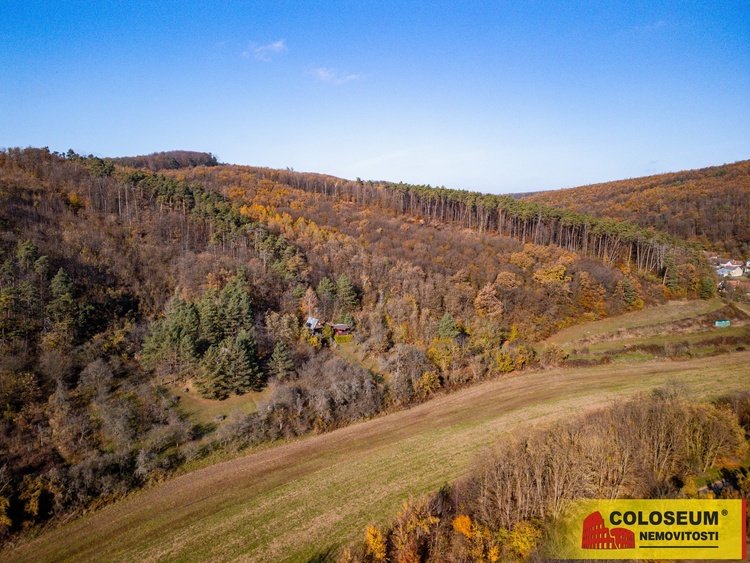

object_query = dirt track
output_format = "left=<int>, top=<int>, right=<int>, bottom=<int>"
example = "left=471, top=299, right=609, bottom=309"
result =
left=5, top=352, right=750, bottom=562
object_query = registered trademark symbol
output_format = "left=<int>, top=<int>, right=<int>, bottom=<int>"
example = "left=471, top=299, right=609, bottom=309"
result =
left=721, top=509, right=728, bottom=516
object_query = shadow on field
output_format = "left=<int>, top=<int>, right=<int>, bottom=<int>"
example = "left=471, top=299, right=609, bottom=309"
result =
left=307, top=545, right=337, bottom=562
left=192, top=421, right=217, bottom=438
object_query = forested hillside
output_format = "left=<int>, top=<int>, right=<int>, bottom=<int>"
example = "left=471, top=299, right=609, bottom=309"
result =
left=0, top=148, right=348, bottom=538
left=213, top=166, right=709, bottom=278
left=0, top=147, right=717, bottom=543
left=166, top=164, right=714, bottom=324
left=522, top=159, right=750, bottom=256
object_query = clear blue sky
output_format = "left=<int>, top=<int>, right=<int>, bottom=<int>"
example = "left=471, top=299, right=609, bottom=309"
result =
left=2, top=1, right=749, bottom=193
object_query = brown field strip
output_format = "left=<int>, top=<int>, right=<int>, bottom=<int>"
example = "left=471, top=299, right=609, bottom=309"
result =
left=545, top=298, right=725, bottom=347
left=5, top=352, right=750, bottom=562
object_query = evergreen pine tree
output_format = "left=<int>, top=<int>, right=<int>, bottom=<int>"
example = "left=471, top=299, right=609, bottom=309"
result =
left=268, top=341, right=295, bottom=381
left=175, top=302, right=200, bottom=366
left=438, top=312, right=459, bottom=340
left=47, top=268, right=76, bottom=326
left=142, top=299, right=200, bottom=376
left=16, top=240, right=38, bottom=271
left=0, top=258, right=13, bottom=285
left=663, top=253, right=679, bottom=293
left=621, top=276, right=636, bottom=308
left=198, top=288, right=224, bottom=346
left=220, top=275, right=253, bottom=336
left=227, top=329, right=261, bottom=393
left=336, top=274, right=358, bottom=312
left=317, top=277, right=336, bottom=318
left=699, top=276, right=715, bottom=299
left=33, top=255, right=50, bottom=280
left=196, top=343, right=231, bottom=400
left=335, top=311, right=355, bottom=326
left=49, top=267, right=73, bottom=300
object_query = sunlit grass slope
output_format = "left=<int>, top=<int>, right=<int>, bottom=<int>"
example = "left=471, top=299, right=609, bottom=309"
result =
left=5, top=352, right=750, bottom=562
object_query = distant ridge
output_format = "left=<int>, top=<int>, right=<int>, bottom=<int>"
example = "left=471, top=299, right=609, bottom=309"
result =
left=110, top=150, right=218, bottom=171
left=505, top=190, right=545, bottom=199
left=521, top=159, right=750, bottom=255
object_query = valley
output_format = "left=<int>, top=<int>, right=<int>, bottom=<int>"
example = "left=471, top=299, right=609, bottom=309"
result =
left=5, top=351, right=749, bottom=562
left=1, top=148, right=748, bottom=561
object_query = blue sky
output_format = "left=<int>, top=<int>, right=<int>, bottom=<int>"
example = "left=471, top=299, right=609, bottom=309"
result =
left=2, top=1, right=749, bottom=193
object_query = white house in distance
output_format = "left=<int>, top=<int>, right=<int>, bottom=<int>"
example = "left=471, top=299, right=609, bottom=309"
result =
left=717, top=265, right=744, bottom=278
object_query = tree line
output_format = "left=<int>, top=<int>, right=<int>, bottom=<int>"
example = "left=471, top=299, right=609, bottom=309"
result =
left=249, top=167, right=709, bottom=283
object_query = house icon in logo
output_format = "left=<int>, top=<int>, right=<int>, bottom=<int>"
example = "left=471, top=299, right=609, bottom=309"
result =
left=582, top=511, right=635, bottom=549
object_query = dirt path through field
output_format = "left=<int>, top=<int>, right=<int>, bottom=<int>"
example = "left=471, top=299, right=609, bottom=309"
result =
left=6, top=352, right=750, bottom=562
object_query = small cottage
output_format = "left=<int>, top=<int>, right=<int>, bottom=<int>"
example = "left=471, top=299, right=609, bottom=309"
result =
left=305, top=317, right=323, bottom=333
left=329, top=323, right=351, bottom=336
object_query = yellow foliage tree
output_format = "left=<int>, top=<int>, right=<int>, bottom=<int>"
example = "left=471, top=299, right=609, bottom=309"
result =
left=427, top=338, right=453, bottom=374
left=532, top=264, right=570, bottom=286
left=509, top=520, right=541, bottom=559
left=452, top=515, right=501, bottom=562
left=494, top=271, right=521, bottom=291
left=509, top=251, right=535, bottom=271
left=391, top=498, right=439, bottom=563
left=577, top=271, right=606, bottom=318
left=493, top=350, right=515, bottom=373
left=416, top=371, right=441, bottom=399
left=512, top=344, right=535, bottom=370
left=452, top=514, right=473, bottom=538
left=364, top=525, right=387, bottom=562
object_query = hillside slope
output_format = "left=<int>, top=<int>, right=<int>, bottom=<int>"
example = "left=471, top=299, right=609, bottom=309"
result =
left=0, top=147, right=724, bottom=549
left=5, top=352, right=750, bottom=562
left=522, top=159, right=750, bottom=256
left=168, top=164, right=714, bottom=338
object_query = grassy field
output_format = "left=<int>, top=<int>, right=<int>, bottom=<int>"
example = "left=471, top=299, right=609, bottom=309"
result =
left=335, top=340, right=382, bottom=377
left=545, top=298, right=725, bottom=348
left=5, top=351, right=750, bottom=563
left=167, top=383, right=272, bottom=430
left=567, top=324, right=749, bottom=360
left=543, top=298, right=750, bottom=364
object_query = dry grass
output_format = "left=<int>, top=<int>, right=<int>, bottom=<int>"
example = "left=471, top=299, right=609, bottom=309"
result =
left=546, top=298, right=725, bottom=347
left=336, top=340, right=382, bottom=376
left=5, top=352, right=750, bottom=562
left=569, top=325, right=750, bottom=359
left=168, top=383, right=272, bottom=429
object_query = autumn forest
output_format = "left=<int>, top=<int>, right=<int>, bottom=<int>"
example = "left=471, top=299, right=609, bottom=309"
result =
left=1, top=148, right=749, bottom=560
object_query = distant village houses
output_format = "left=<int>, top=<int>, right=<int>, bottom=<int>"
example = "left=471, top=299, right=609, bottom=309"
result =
left=717, top=266, right=744, bottom=278
left=705, top=252, right=750, bottom=281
